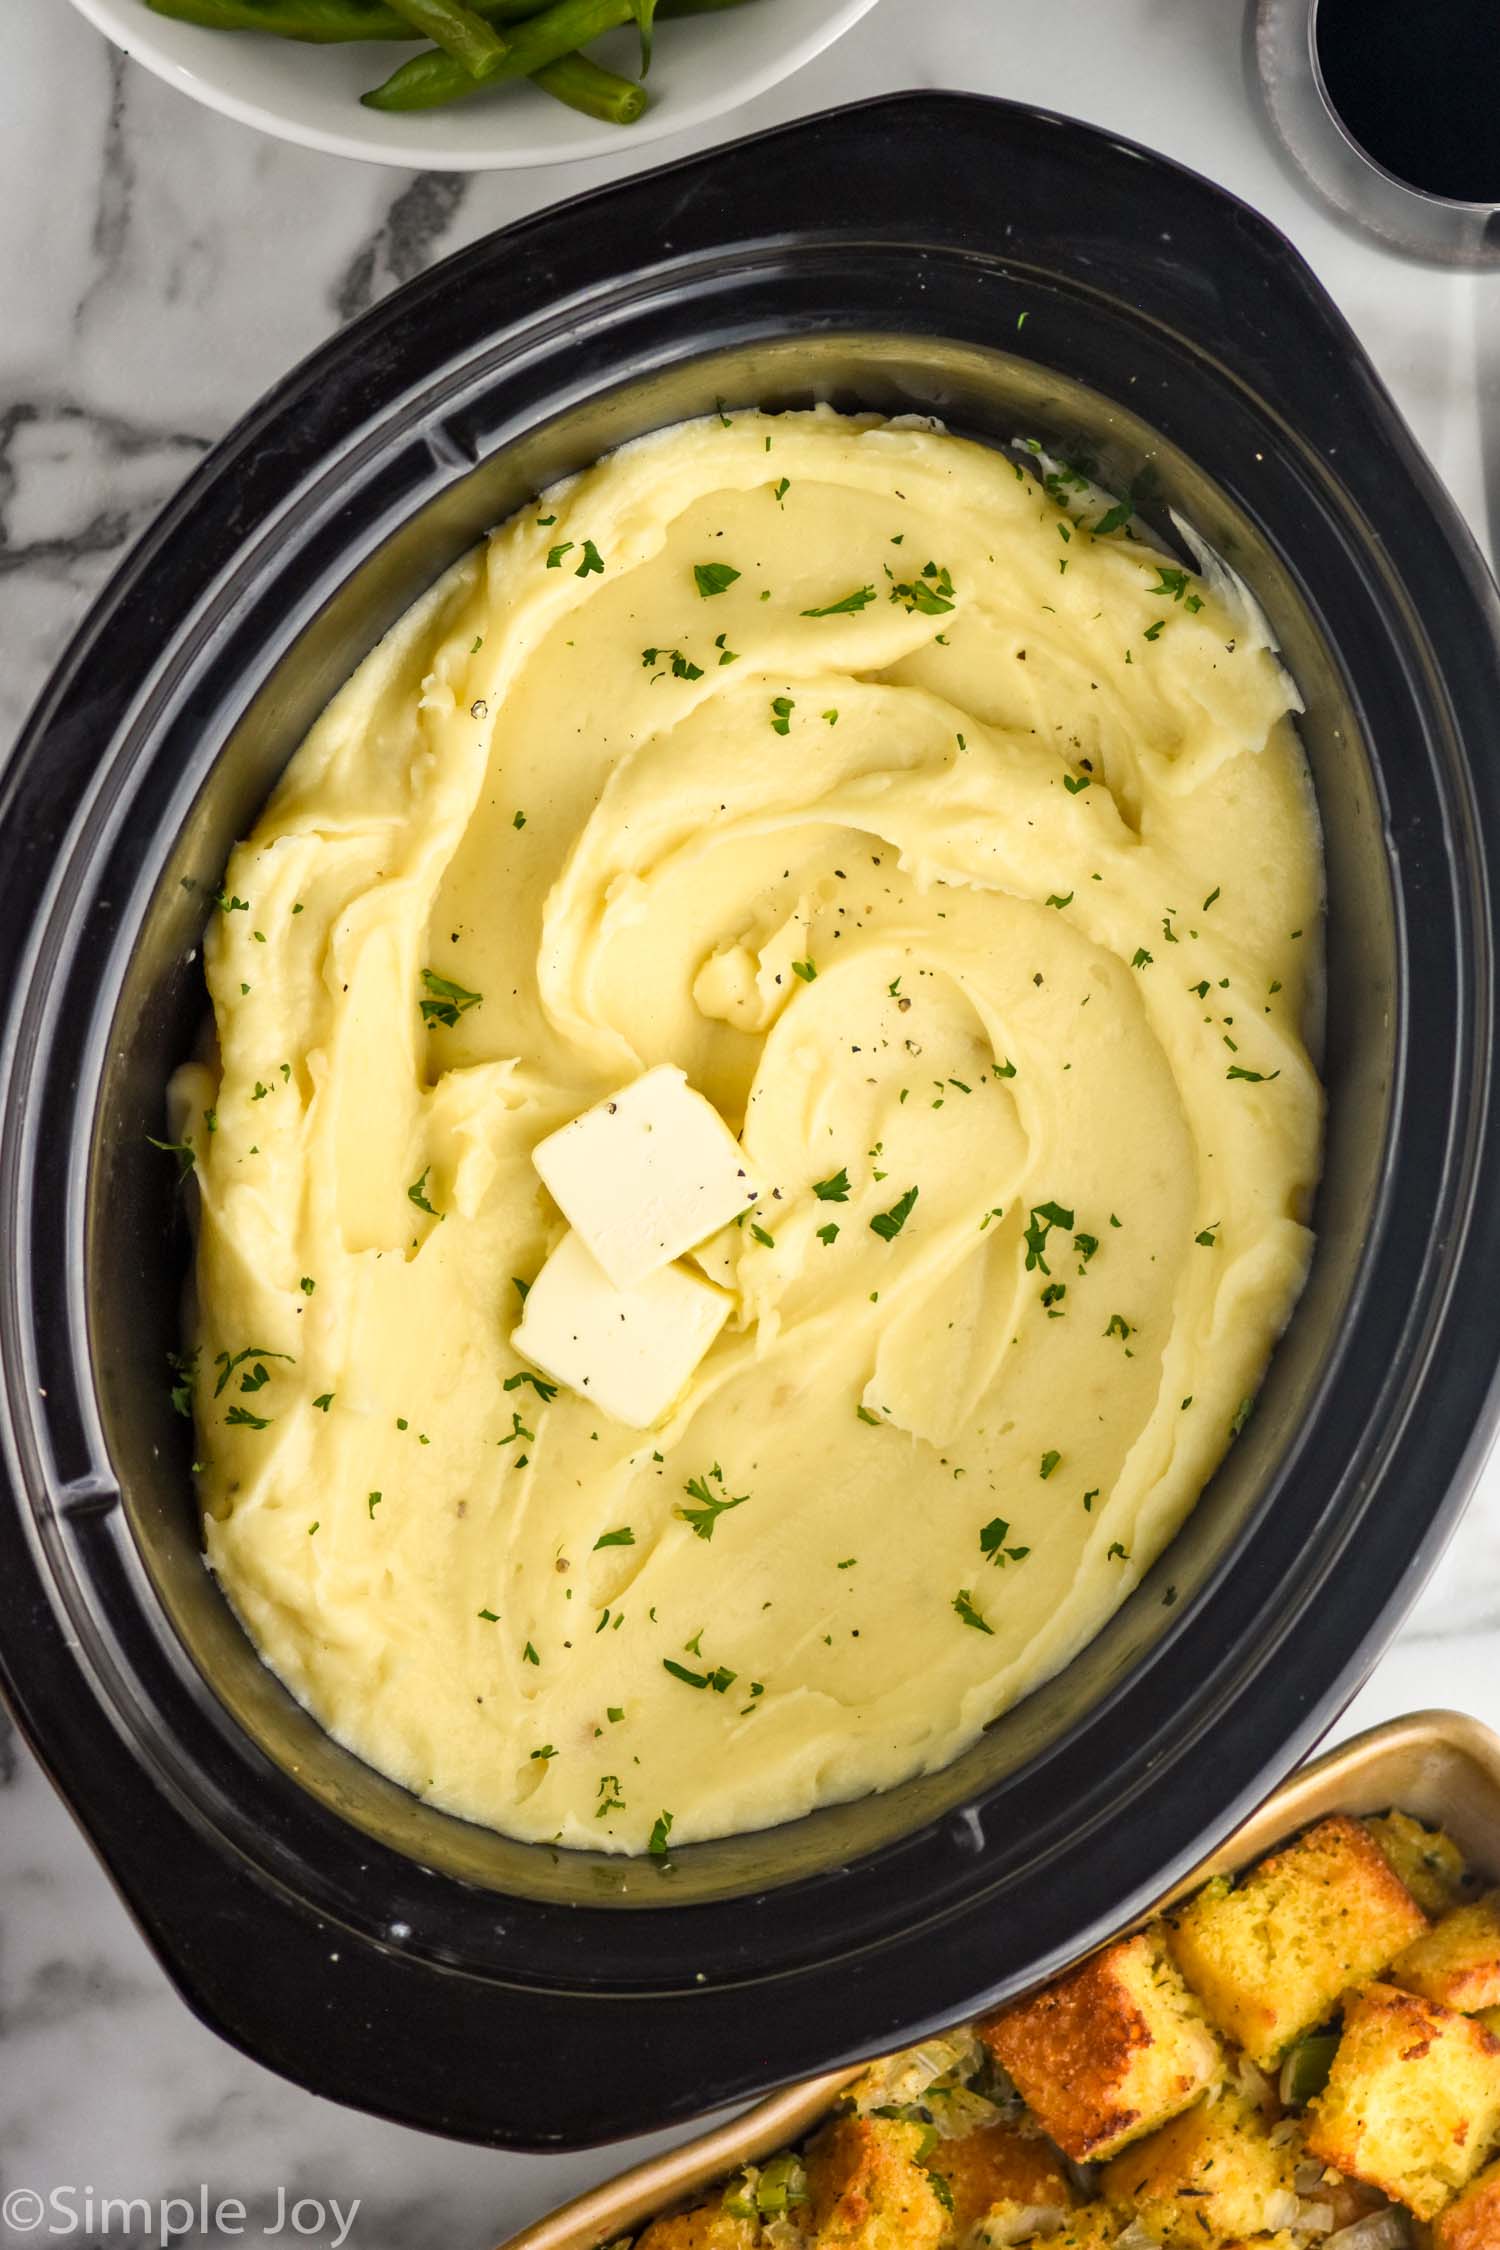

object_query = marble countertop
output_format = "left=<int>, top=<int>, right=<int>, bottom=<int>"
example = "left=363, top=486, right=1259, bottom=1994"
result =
left=2, top=1, right=1499, bottom=2243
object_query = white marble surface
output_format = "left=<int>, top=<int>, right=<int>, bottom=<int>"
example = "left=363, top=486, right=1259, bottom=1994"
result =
left=2, top=0, right=1499, bottom=2243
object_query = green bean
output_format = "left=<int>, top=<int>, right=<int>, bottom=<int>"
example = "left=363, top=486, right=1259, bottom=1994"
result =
left=362, top=0, right=637, bottom=107
left=381, top=0, right=507, bottom=72
left=145, top=0, right=554, bottom=42
left=533, top=51, right=646, bottom=123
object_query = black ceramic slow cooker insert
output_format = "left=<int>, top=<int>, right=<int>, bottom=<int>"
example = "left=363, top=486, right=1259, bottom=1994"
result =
left=3, top=95, right=1500, bottom=2150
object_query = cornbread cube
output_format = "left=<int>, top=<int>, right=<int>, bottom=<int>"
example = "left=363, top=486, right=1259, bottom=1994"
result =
left=1168, top=1815, right=1428, bottom=2068
left=806, top=2115, right=945, bottom=2250
left=1434, top=2152, right=1500, bottom=2249
left=1368, top=1810, right=1481, bottom=1919
left=1100, top=2091, right=1300, bottom=2247
left=637, top=2212, right=759, bottom=2250
left=928, top=2121, right=1073, bottom=2238
left=979, top=1932, right=1222, bottom=2161
left=1394, top=1891, right=1500, bottom=2013
left=1306, top=1982, right=1500, bottom=2220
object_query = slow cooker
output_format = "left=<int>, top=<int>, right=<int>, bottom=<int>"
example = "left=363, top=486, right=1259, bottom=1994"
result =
left=3, top=93, right=1500, bottom=2148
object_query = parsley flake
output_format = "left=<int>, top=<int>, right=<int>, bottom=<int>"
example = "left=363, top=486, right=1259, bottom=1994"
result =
left=407, top=1167, right=440, bottom=1217
left=801, top=585, right=877, bottom=618
left=953, top=1588, right=994, bottom=1634
left=870, top=1185, right=918, bottom=1241
left=419, top=968, right=483, bottom=1028
left=677, top=1471, right=748, bottom=1541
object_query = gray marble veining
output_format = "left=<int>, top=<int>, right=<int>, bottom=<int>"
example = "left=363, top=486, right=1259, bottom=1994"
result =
left=1, top=0, right=1498, bottom=2242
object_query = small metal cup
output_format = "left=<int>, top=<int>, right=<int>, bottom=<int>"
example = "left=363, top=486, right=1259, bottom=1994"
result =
left=1254, top=0, right=1500, bottom=266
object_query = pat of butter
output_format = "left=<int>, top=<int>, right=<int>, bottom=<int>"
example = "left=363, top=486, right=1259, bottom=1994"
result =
left=512, top=1229, right=731, bottom=1429
left=531, top=1064, right=757, bottom=1289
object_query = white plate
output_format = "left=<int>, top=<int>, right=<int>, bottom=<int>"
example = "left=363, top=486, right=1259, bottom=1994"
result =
left=63, top=0, right=879, bottom=169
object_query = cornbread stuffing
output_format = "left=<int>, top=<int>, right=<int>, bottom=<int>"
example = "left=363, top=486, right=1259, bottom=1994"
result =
left=613, top=1807, right=1500, bottom=2248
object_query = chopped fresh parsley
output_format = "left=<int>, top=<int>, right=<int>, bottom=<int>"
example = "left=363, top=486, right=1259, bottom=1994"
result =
left=167, top=1348, right=198, bottom=1419
left=213, top=1345, right=293, bottom=1399
left=889, top=561, right=955, bottom=615
left=419, top=968, right=482, bottom=1028
left=574, top=541, right=604, bottom=576
left=770, top=695, right=795, bottom=735
left=813, top=1168, right=851, bottom=1202
left=1039, top=1450, right=1061, bottom=1480
left=407, top=1167, right=440, bottom=1217
left=816, top=1222, right=840, bottom=1245
left=855, top=1404, right=881, bottom=1427
left=1023, top=1200, right=1075, bottom=1274
left=478, top=1607, right=499, bottom=1622
left=225, top=1403, right=269, bottom=1431
left=523, top=1641, right=540, bottom=1666
left=1046, top=891, right=1073, bottom=910
left=642, top=646, right=705, bottom=681
left=146, top=1133, right=196, bottom=1179
left=313, top=1392, right=333, bottom=1412
left=1105, top=1313, right=1133, bottom=1340
left=952, top=1588, right=994, bottom=1634
left=1146, top=565, right=1192, bottom=602
left=801, top=585, right=877, bottom=618
left=870, top=1185, right=918, bottom=1241
left=1195, top=1222, right=1220, bottom=1247
left=367, top=1490, right=383, bottom=1517
left=792, top=959, right=817, bottom=982
left=1062, top=773, right=1091, bottom=794
left=1228, top=1064, right=1280, bottom=1083
left=1231, top=1396, right=1255, bottom=1438
left=664, top=1659, right=737, bottom=1693
left=594, top=1526, right=635, bottom=1550
left=1132, top=947, right=1154, bottom=970
left=693, top=562, right=740, bottom=598
left=677, top=1469, right=748, bottom=1541
left=505, top=1370, right=559, bottom=1402
left=980, top=1517, right=1030, bottom=1567
left=648, top=1810, right=674, bottom=1856
left=545, top=542, right=573, bottom=568
left=715, top=632, right=739, bottom=665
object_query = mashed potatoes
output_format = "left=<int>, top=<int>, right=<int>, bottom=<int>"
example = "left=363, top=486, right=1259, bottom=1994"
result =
left=175, top=409, right=1323, bottom=1853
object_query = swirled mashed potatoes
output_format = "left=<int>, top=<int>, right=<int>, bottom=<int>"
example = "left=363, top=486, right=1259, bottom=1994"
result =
left=178, top=409, right=1323, bottom=1852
